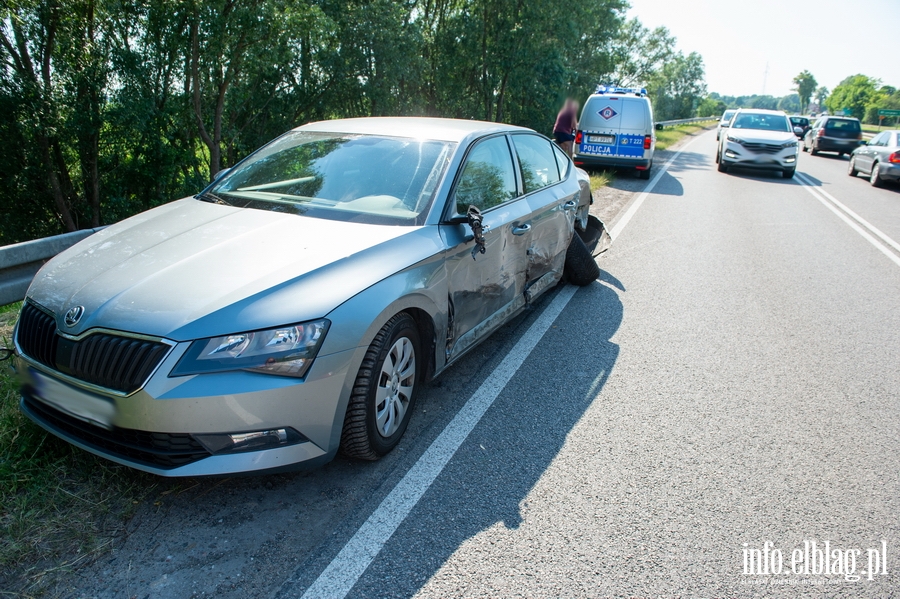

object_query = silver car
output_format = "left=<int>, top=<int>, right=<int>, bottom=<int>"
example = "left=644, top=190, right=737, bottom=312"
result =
left=848, top=130, right=900, bottom=187
left=13, top=117, right=602, bottom=476
left=716, top=109, right=800, bottom=178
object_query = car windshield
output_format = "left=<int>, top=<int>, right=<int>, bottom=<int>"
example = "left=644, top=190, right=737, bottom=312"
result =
left=731, top=113, right=791, bottom=132
left=825, top=119, right=860, bottom=131
left=204, top=132, right=455, bottom=225
left=721, top=111, right=736, bottom=123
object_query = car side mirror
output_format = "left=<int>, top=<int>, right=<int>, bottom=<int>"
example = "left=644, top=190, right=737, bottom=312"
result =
left=859, top=140, right=868, bottom=146
left=793, top=127, right=804, bottom=135
left=446, top=206, right=487, bottom=258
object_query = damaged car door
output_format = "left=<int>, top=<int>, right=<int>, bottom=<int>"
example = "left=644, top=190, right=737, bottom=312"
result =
left=509, top=133, right=577, bottom=301
left=441, top=134, right=531, bottom=361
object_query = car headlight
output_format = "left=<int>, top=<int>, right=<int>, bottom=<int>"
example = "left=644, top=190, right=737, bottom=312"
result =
left=726, top=135, right=744, bottom=145
left=171, top=320, right=330, bottom=378
left=782, top=140, right=798, bottom=148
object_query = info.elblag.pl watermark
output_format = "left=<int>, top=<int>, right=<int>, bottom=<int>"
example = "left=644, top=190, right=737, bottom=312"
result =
left=741, top=540, right=888, bottom=585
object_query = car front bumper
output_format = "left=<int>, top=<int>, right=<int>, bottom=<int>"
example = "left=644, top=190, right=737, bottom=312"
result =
left=13, top=341, right=358, bottom=476
left=721, top=141, right=799, bottom=170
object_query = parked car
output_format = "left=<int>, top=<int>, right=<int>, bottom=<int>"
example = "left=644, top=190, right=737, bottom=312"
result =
left=13, top=117, right=607, bottom=476
left=716, top=109, right=737, bottom=141
left=803, top=116, right=863, bottom=156
left=848, top=130, right=900, bottom=187
left=572, top=85, right=655, bottom=179
left=789, top=115, right=810, bottom=138
left=716, top=109, right=799, bottom=178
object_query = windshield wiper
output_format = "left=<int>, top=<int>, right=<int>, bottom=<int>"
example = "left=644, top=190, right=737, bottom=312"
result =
left=197, top=191, right=229, bottom=205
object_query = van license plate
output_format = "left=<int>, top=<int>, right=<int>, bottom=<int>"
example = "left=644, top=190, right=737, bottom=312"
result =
left=587, top=135, right=615, bottom=144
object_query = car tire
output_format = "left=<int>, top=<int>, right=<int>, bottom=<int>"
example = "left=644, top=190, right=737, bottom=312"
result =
left=870, top=162, right=885, bottom=188
left=810, top=144, right=819, bottom=156
left=848, top=157, right=859, bottom=177
left=638, top=166, right=651, bottom=180
left=717, top=153, right=728, bottom=173
left=564, top=232, right=600, bottom=286
left=783, top=168, right=795, bottom=179
left=340, top=313, right=421, bottom=460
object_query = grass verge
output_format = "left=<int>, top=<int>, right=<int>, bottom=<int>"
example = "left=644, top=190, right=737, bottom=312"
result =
left=0, top=302, right=156, bottom=595
left=589, top=169, right=615, bottom=192
left=655, top=122, right=714, bottom=151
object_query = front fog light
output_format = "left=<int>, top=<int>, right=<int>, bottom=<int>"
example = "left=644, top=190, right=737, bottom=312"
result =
left=785, top=156, right=796, bottom=163
left=194, top=428, right=308, bottom=454
left=725, top=150, right=738, bottom=159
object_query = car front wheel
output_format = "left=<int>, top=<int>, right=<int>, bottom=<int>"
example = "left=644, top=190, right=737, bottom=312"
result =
left=783, top=168, right=795, bottom=179
left=717, top=152, right=728, bottom=172
left=341, top=313, right=421, bottom=460
left=848, top=156, right=859, bottom=177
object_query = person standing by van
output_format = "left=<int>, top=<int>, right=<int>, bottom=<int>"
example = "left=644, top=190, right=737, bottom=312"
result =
left=553, top=99, right=579, bottom=156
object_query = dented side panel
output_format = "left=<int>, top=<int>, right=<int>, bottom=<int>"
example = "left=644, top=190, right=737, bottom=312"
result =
left=439, top=198, right=532, bottom=361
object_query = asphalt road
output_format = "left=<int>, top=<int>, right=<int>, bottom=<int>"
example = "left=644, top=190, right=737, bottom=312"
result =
left=60, top=130, right=900, bottom=598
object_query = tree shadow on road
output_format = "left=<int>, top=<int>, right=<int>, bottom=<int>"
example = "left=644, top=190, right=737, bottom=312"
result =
left=282, top=272, right=625, bottom=599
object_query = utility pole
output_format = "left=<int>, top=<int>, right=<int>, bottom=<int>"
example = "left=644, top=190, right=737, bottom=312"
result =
left=761, top=62, right=769, bottom=96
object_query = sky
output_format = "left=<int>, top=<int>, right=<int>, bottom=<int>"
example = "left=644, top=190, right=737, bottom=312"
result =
left=626, top=0, right=900, bottom=97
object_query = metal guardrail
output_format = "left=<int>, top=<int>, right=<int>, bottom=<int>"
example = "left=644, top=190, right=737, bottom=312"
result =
left=655, top=116, right=718, bottom=130
left=0, top=228, right=105, bottom=306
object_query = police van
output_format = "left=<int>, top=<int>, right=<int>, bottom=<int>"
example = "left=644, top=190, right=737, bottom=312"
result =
left=573, top=85, right=655, bottom=179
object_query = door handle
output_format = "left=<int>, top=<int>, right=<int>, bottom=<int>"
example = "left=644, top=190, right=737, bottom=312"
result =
left=563, top=200, right=578, bottom=211
left=512, top=223, right=531, bottom=236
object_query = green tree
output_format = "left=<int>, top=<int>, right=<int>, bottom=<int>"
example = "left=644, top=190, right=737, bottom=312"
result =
left=826, top=75, right=879, bottom=119
left=792, top=70, right=816, bottom=114
left=695, top=96, right=726, bottom=117
left=647, top=51, right=706, bottom=120
left=814, top=86, right=829, bottom=109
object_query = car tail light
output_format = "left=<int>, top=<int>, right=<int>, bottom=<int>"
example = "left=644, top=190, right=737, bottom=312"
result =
left=857, top=133, right=863, bottom=140
left=817, top=129, right=825, bottom=137
left=889, top=152, right=900, bottom=164
left=575, top=131, right=583, bottom=144
left=643, top=135, right=652, bottom=150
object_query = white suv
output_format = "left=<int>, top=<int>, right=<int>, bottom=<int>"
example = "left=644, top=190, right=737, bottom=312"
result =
left=716, top=109, right=800, bottom=178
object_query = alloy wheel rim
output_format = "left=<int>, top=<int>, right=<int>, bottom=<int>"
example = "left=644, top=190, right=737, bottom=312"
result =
left=374, top=337, right=416, bottom=438
left=871, top=164, right=879, bottom=183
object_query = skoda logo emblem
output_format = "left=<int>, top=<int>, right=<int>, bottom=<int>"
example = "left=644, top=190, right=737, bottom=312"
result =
left=64, top=305, right=85, bottom=327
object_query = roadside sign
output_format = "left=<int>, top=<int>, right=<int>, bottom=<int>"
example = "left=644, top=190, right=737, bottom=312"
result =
left=878, top=109, right=900, bottom=117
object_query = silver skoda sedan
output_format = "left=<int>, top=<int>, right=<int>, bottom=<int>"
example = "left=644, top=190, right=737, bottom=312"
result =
left=13, top=117, right=601, bottom=476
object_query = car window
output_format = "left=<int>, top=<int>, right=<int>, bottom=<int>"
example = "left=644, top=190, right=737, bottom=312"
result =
left=731, top=113, right=791, bottom=132
left=871, top=132, right=887, bottom=146
left=512, top=134, right=561, bottom=194
left=825, top=119, right=860, bottom=132
left=453, top=136, right=517, bottom=214
left=552, top=144, right=571, bottom=179
left=209, top=132, right=454, bottom=225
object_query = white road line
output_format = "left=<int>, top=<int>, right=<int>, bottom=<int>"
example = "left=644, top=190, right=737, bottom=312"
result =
left=298, top=285, right=577, bottom=599
left=795, top=171, right=900, bottom=255
left=610, top=134, right=703, bottom=239
left=293, top=131, right=688, bottom=599
left=794, top=174, right=900, bottom=268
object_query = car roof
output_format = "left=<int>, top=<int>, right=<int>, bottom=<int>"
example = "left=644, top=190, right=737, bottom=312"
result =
left=823, top=115, right=859, bottom=121
left=734, top=109, right=787, bottom=116
left=295, top=117, right=530, bottom=142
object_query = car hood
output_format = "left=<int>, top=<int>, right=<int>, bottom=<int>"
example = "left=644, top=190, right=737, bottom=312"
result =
left=727, top=129, right=795, bottom=144
left=27, top=198, right=442, bottom=341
